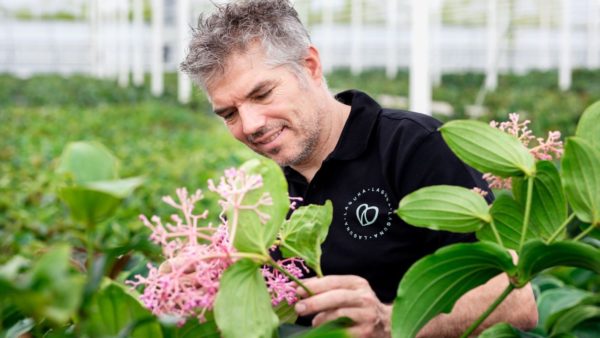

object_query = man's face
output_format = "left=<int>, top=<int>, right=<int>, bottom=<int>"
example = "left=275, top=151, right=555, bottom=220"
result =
left=207, top=46, right=324, bottom=167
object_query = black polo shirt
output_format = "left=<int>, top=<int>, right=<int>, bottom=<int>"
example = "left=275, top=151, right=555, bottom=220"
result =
left=284, top=90, right=490, bottom=304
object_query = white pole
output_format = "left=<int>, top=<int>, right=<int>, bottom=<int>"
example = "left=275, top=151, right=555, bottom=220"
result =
left=106, top=0, right=118, bottom=79
left=132, top=0, right=144, bottom=86
left=118, top=0, right=130, bottom=87
left=559, top=0, right=572, bottom=90
left=409, top=0, right=431, bottom=115
left=588, top=0, right=600, bottom=68
left=539, top=0, right=551, bottom=70
left=485, top=0, right=498, bottom=90
left=322, top=1, right=334, bottom=74
left=350, top=0, right=362, bottom=75
left=177, top=0, right=192, bottom=103
left=431, top=0, right=442, bottom=87
left=385, top=0, right=398, bottom=79
left=89, top=0, right=99, bottom=76
left=151, top=0, right=164, bottom=96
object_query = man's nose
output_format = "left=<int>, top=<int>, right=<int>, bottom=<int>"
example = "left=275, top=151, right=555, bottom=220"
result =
left=239, top=104, right=266, bottom=136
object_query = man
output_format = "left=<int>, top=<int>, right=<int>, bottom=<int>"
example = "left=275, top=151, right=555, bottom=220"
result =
left=181, top=1, right=538, bottom=337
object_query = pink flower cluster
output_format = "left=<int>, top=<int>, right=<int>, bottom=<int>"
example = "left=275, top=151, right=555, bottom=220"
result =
left=485, top=113, right=563, bottom=189
left=262, top=257, right=309, bottom=306
left=128, top=168, right=307, bottom=324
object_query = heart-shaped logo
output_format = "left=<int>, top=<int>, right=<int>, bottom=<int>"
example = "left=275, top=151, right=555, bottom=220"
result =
left=356, top=203, right=379, bottom=227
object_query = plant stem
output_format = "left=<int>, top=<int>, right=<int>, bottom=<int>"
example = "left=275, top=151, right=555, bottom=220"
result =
left=86, top=224, right=95, bottom=273
left=573, top=223, right=598, bottom=241
left=518, top=177, right=534, bottom=253
left=489, top=219, right=505, bottom=248
left=268, top=257, right=314, bottom=297
left=460, top=283, right=515, bottom=338
left=546, top=213, right=575, bottom=244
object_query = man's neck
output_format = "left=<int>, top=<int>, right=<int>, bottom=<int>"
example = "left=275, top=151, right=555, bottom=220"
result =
left=291, top=96, right=351, bottom=183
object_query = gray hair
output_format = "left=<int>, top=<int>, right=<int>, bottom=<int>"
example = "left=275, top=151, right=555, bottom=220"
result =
left=180, top=0, right=312, bottom=90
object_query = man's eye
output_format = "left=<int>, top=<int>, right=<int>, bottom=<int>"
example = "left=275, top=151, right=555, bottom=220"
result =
left=255, top=89, right=272, bottom=101
left=221, top=111, right=235, bottom=121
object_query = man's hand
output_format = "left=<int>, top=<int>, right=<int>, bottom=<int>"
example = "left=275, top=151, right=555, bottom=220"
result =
left=294, top=275, right=392, bottom=338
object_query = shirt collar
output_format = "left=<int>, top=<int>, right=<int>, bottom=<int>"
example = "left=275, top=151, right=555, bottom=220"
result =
left=328, top=89, right=381, bottom=160
left=283, top=89, right=381, bottom=182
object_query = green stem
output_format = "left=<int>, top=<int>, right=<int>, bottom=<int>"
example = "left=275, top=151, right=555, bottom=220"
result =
left=268, top=257, right=314, bottom=297
left=460, top=283, right=516, bottom=338
left=518, top=177, right=535, bottom=253
left=573, top=223, right=598, bottom=242
left=86, top=224, right=95, bottom=273
left=546, top=213, right=575, bottom=244
left=489, top=219, right=505, bottom=248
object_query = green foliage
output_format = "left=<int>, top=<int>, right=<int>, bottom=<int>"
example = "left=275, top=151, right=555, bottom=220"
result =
left=397, top=185, right=491, bottom=232
left=279, top=201, right=333, bottom=277
left=392, top=242, right=515, bottom=338
left=394, top=100, right=600, bottom=337
left=440, top=120, right=536, bottom=177
left=214, top=259, right=279, bottom=338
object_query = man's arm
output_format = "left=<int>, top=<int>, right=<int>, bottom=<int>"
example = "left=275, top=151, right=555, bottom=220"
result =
left=295, top=270, right=537, bottom=337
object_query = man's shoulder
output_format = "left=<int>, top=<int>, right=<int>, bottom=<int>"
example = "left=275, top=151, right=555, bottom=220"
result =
left=377, top=108, right=442, bottom=137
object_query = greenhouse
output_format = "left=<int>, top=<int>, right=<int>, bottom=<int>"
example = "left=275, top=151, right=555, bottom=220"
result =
left=1, top=0, right=599, bottom=337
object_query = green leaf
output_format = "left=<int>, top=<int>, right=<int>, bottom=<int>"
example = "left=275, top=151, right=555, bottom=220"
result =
left=84, top=176, right=145, bottom=198
left=160, top=313, right=220, bottom=338
left=561, top=137, right=600, bottom=225
left=292, top=317, right=353, bottom=338
left=87, top=281, right=162, bottom=338
left=576, top=100, right=600, bottom=148
left=214, top=259, right=278, bottom=338
left=392, top=242, right=515, bottom=338
left=280, top=201, right=333, bottom=277
left=516, top=240, right=600, bottom=286
left=439, top=120, right=536, bottom=178
left=549, top=304, right=600, bottom=336
left=274, top=300, right=298, bottom=325
left=536, top=287, right=592, bottom=330
left=397, top=185, right=491, bottom=232
left=227, top=159, right=289, bottom=254
left=477, top=194, right=538, bottom=250
left=12, top=245, right=85, bottom=325
left=56, top=141, right=119, bottom=183
left=58, top=186, right=122, bottom=224
left=513, top=161, right=568, bottom=240
left=478, top=322, right=546, bottom=338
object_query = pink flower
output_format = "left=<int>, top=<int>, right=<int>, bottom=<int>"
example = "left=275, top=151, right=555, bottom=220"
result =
left=483, top=114, right=563, bottom=190
left=129, top=168, right=308, bottom=324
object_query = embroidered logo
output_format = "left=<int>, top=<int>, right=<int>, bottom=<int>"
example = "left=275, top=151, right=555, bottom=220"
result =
left=356, top=204, right=379, bottom=226
left=343, top=187, right=394, bottom=240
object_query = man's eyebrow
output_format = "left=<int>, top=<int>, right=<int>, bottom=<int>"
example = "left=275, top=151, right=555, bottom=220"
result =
left=213, top=80, right=274, bottom=115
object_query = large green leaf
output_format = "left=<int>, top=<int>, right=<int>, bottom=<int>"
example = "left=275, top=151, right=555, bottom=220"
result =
left=226, top=159, right=289, bottom=254
left=512, top=161, right=567, bottom=240
left=85, top=176, right=145, bottom=198
left=549, top=304, right=600, bottom=336
left=561, top=137, right=600, bottom=225
left=214, top=259, right=278, bottom=338
left=516, top=240, right=600, bottom=286
left=56, top=141, right=119, bottom=183
left=86, top=281, right=162, bottom=338
left=536, top=287, right=592, bottom=330
left=397, top=185, right=491, bottom=233
left=392, top=242, right=515, bottom=338
left=439, top=120, right=536, bottom=178
left=576, top=100, right=600, bottom=148
left=477, top=194, right=538, bottom=250
left=58, top=186, right=122, bottom=224
left=478, top=322, right=546, bottom=338
left=279, top=201, right=333, bottom=277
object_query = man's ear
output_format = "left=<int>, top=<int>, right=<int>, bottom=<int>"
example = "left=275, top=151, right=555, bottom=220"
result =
left=303, top=45, right=324, bottom=83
